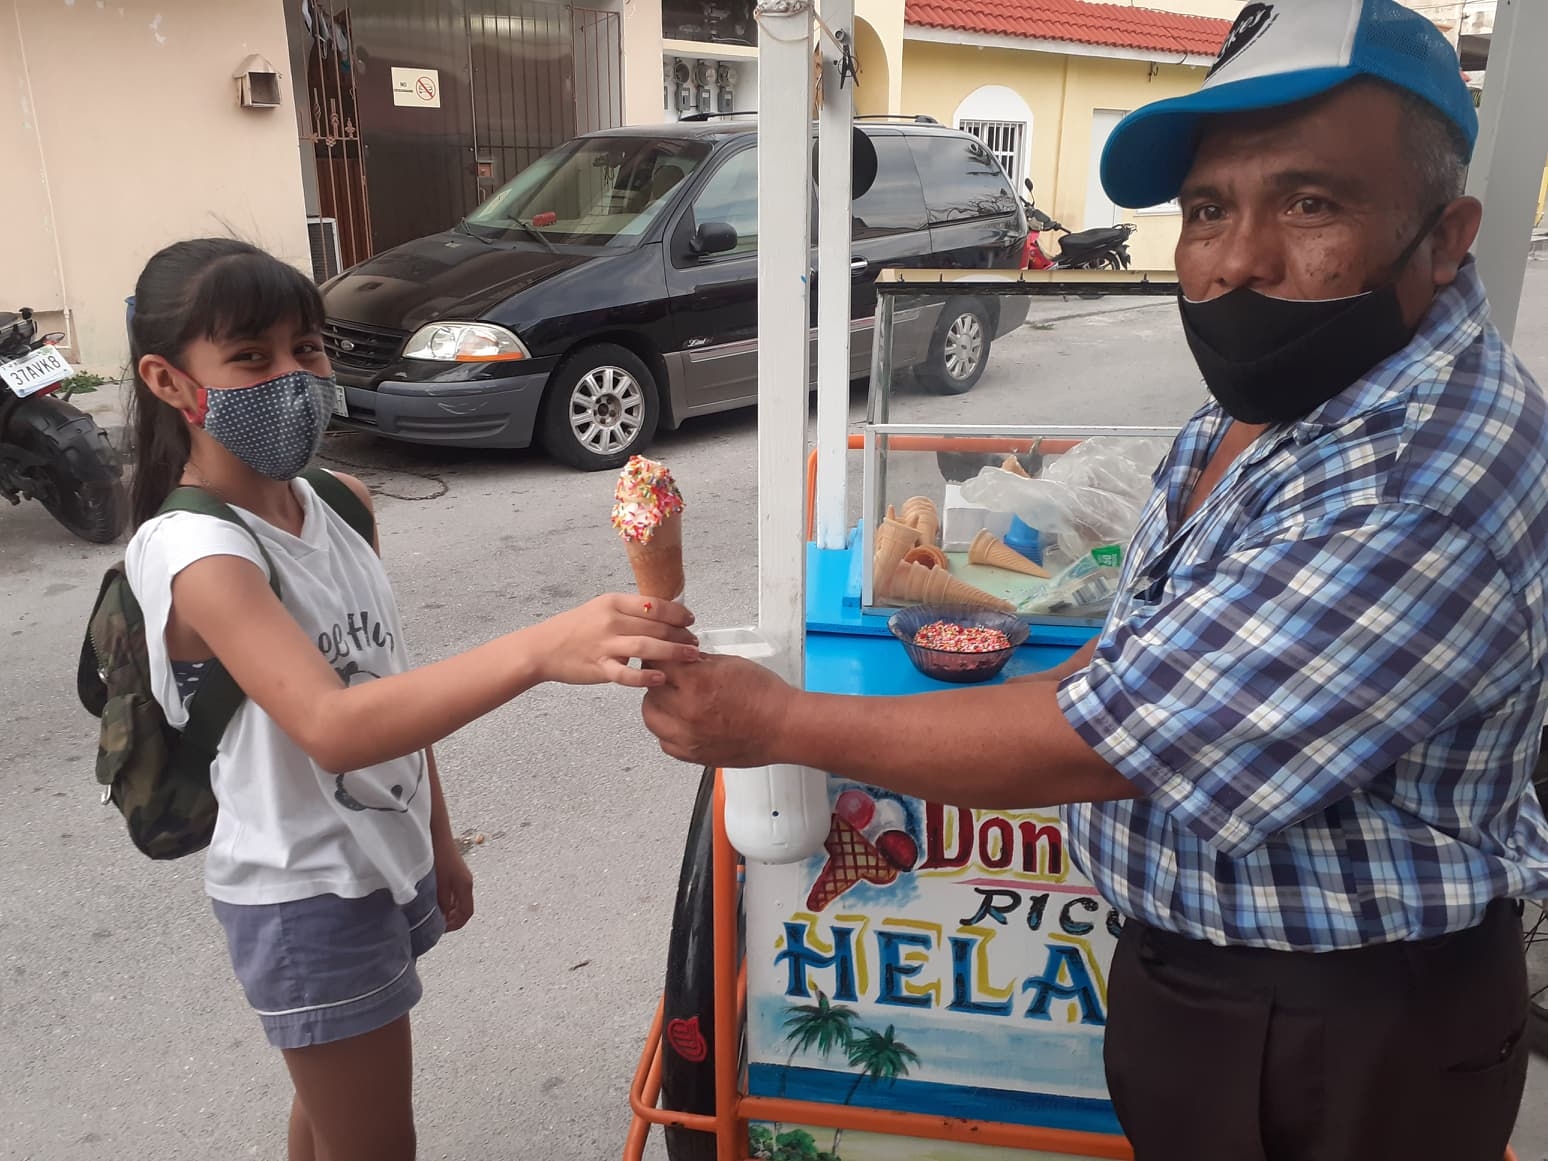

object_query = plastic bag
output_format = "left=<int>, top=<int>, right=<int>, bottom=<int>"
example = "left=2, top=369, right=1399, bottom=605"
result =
left=958, top=437, right=1170, bottom=561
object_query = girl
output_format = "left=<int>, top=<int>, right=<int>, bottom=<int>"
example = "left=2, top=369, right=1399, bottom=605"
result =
left=123, top=238, right=697, bottom=1161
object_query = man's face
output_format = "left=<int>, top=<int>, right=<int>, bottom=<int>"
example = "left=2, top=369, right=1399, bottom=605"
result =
left=1175, top=83, right=1463, bottom=328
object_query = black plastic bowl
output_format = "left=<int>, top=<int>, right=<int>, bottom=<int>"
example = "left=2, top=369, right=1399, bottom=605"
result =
left=888, top=605, right=1030, bottom=684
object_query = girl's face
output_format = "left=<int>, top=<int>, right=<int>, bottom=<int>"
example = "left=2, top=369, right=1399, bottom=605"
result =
left=141, top=316, right=330, bottom=415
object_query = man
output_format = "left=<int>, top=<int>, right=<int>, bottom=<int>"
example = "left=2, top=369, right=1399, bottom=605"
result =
left=643, top=0, right=1548, bottom=1157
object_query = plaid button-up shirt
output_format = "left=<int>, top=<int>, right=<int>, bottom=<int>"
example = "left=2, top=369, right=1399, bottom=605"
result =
left=1058, top=262, right=1548, bottom=951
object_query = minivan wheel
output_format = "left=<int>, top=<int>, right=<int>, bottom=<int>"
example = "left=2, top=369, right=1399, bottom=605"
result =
left=540, top=343, right=660, bottom=471
left=923, top=300, right=992, bottom=395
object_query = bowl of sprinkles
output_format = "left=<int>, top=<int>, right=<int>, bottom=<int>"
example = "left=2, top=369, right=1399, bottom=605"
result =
left=887, top=605, right=1030, bottom=684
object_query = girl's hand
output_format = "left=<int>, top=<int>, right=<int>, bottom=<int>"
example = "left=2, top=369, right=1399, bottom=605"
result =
left=434, top=838, right=476, bottom=933
left=532, top=594, right=700, bottom=688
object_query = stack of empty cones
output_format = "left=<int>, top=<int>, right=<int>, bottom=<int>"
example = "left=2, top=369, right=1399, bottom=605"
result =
left=874, top=495, right=1015, bottom=613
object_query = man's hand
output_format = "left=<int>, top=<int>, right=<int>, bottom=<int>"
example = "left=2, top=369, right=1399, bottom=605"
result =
left=434, top=838, right=476, bottom=932
left=642, top=654, right=798, bottom=768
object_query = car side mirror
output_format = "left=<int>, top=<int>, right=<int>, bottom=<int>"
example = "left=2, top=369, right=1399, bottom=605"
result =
left=691, top=221, right=739, bottom=257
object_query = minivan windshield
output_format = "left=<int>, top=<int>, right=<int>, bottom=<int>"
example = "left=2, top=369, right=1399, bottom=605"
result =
left=464, top=136, right=712, bottom=248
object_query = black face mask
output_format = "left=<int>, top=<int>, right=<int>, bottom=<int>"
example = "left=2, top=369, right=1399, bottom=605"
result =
left=1178, top=206, right=1447, bottom=425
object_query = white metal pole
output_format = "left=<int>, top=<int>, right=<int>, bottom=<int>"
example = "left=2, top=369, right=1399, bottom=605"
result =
left=756, top=0, right=814, bottom=684
left=814, top=0, right=855, bottom=551
left=1465, top=0, right=1548, bottom=343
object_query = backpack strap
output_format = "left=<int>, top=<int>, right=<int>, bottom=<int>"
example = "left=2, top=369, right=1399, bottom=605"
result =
left=152, top=475, right=374, bottom=773
left=301, top=468, right=376, bottom=548
left=160, top=486, right=284, bottom=598
left=156, top=487, right=281, bottom=777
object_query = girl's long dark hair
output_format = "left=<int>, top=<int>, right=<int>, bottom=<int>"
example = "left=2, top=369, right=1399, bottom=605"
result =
left=127, top=239, right=326, bottom=528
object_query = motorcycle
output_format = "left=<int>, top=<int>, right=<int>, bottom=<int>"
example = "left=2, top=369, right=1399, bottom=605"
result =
left=1021, top=179, right=1136, bottom=271
left=0, top=308, right=127, bottom=543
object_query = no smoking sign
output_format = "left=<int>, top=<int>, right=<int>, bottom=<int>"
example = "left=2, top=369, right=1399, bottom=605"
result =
left=391, top=67, right=441, bottom=108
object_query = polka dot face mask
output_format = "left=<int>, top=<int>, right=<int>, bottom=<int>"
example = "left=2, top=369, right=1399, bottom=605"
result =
left=186, top=370, right=335, bottom=481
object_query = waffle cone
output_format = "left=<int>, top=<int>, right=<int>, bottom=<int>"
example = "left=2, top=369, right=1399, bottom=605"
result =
left=903, top=544, right=949, bottom=570
left=805, top=817, right=899, bottom=911
left=889, top=560, right=1016, bottom=613
left=625, top=513, right=685, bottom=598
left=873, top=518, right=922, bottom=595
left=900, top=496, right=940, bottom=546
left=969, top=530, right=1049, bottom=578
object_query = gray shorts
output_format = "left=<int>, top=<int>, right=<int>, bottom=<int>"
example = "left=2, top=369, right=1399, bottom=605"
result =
left=212, top=872, right=444, bottom=1050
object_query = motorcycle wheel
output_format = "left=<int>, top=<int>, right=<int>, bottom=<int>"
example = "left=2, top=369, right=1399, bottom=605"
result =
left=40, top=476, right=126, bottom=544
left=8, top=398, right=128, bottom=544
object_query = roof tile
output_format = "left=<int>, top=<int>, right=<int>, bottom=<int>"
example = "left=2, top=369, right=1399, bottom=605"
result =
left=905, top=0, right=1232, bottom=57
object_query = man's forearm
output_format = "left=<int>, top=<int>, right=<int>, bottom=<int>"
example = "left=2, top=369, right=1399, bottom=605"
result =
left=767, top=677, right=1136, bottom=810
left=1006, top=638, right=1098, bottom=685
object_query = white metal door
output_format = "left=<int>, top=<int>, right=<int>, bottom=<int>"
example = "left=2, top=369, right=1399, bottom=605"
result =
left=1085, top=108, right=1127, bottom=229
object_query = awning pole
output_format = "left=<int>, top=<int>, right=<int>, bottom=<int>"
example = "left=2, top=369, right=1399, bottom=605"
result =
left=1466, top=0, right=1548, bottom=343
left=814, top=0, right=855, bottom=551
left=756, top=0, right=814, bottom=684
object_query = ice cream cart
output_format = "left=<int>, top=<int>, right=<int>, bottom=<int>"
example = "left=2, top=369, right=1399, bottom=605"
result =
left=619, top=3, right=1547, bottom=1159
left=623, top=264, right=1180, bottom=1161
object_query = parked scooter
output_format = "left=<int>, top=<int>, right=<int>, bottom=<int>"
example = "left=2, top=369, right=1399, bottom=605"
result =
left=1021, top=179, right=1136, bottom=271
left=0, top=308, right=126, bottom=543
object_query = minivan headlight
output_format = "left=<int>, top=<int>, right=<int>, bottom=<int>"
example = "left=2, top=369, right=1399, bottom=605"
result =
left=402, top=322, right=530, bottom=363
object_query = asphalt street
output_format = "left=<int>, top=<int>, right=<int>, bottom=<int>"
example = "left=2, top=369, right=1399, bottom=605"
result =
left=4, top=268, right=1546, bottom=1159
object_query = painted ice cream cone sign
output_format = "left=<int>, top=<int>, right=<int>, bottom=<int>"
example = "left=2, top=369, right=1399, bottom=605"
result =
left=612, top=455, right=686, bottom=599
left=805, top=789, right=920, bottom=911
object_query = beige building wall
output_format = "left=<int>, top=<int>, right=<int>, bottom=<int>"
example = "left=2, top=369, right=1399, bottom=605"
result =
left=3, top=0, right=308, bottom=372
left=902, top=41, right=1213, bottom=271
left=621, top=0, right=666, bottom=125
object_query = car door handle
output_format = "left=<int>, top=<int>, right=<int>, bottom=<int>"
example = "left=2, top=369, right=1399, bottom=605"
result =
left=850, top=258, right=868, bottom=273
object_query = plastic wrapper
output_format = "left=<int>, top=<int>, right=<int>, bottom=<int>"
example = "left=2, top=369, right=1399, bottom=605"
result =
left=1019, top=551, right=1125, bottom=618
left=957, top=437, right=1171, bottom=562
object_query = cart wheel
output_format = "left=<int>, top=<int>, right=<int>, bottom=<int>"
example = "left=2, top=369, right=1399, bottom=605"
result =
left=662, top=766, right=730, bottom=1161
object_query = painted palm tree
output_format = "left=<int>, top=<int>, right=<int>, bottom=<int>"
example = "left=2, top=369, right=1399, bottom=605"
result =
left=778, top=989, right=861, bottom=1096
left=831, top=1025, right=922, bottom=1158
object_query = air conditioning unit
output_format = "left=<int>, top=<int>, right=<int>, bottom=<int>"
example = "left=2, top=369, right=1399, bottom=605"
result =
left=307, top=216, right=344, bottom=283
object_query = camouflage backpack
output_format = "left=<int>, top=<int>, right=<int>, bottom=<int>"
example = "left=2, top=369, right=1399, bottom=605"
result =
left=77, top=468, right=373, bottom=859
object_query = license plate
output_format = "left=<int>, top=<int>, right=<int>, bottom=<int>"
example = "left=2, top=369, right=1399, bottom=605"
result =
left=0, top=346, right=72, bottom=398
left=332, top=383, right=349, bottom=418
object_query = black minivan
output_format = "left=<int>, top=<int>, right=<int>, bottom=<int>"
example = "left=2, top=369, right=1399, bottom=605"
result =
left=321, top=117, right=1029, bottom=470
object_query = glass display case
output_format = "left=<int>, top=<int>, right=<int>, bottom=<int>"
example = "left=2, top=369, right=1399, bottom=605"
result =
left=861, top=269, right=1181, bottom=628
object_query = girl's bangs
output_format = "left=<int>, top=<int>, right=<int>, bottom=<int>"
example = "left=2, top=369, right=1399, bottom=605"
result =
left=183, top=252, right=325, bottom=346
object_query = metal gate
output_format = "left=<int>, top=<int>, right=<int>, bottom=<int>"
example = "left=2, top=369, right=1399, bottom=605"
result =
left=298, top=0, right=373, bottom=274
left=292, top=0, right=623, bottom=272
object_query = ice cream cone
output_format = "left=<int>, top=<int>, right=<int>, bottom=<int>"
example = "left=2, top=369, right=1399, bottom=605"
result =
left=873, top=517, right=922, bottom=595
left=889, top=560, right=1016, bottom=613
left=626, top=512, right=685, bottom=598
left=900, top=496, right=940, bottom=546
left=806, top=816, right=900, bottom=911
left=1001, top=454, right=1031, bottom=478
left=969, top=529, right=1049, bottom=579
left=903, top=544, right=949, bottom=570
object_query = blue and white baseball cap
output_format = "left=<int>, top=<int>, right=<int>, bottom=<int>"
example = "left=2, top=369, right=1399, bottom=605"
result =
left=1101, top=0, right=1478, bottom=209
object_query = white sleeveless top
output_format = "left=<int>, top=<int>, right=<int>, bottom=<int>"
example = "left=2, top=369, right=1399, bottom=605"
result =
left=125, top=476, right=433, bottom=906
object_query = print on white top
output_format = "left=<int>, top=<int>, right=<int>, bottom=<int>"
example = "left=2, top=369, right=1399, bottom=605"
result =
left=125, top=475, right=433, bottom=906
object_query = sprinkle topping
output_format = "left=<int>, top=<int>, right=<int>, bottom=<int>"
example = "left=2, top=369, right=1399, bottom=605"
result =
left=914, top=621, right=1012, bottom=653
left=611, top=455, right=685, bottom=544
